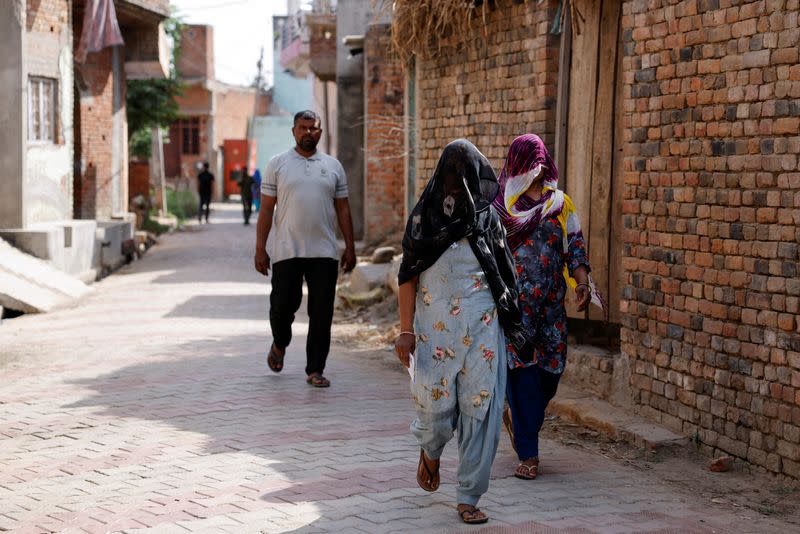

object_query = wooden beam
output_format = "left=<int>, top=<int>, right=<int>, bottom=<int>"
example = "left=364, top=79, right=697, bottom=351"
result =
left=554, top=0, right=572, bottom=191
left=565, top=0, right=601, bottom=320
left=587, top=0, right=622, bottom=322
left=608, top=0, right=625, bottom=324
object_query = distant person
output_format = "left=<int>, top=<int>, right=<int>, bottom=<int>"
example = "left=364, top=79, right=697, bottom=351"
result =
left=254, top=110, right=356, bottom=388
left=197, top=162, right=214, bottom=224
left=239, top=168, right=254, bottom=225
left=252, top=169, right=262, bottom=212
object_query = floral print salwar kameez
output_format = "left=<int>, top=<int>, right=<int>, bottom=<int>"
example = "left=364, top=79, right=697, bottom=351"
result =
left=410, top=239, right=507, bottom=507
left=397, top=140, right=528, bottom=521
left=493, top=133, right=606, bottom=474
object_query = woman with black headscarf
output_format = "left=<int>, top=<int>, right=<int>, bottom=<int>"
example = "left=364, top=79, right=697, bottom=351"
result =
left=394, top=139, right=528, bottom=525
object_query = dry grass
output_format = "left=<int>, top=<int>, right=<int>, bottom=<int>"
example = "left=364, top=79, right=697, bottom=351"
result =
left=387, top=0, right=495, bottom=64
left=385, top=0, right=583, bottom=65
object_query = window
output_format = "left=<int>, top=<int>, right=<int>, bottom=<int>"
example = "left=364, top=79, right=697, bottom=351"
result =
left=28, top=77, right=57, bottom=143
left=180, top=118, right=200, bottom=155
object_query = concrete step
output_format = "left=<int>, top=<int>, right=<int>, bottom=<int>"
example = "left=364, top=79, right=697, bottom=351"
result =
left=548, top=383, right=690, bottom=450
left=0, top=238, right=92, bottom=313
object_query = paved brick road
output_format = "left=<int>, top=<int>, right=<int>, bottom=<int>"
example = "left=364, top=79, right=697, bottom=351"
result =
left=0, top=204, right=793, bottom=533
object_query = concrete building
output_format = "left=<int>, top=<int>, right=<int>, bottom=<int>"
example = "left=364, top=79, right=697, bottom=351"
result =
left=274, top=0, right=338, bottom=154
left=162, top=24, right=271, bottom=199
left=335, top=0, right=373, bottom=241
left=0, top=0, right=169, bottom=282
left=281, top=0, right=404, bottom=245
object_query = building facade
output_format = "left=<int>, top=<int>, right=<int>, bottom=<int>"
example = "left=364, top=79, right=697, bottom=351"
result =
left=392, top=0, right=800, bottom=478
left=0, top=0, right=168, bottom=280
left=163, top=24, right=271, bottom=199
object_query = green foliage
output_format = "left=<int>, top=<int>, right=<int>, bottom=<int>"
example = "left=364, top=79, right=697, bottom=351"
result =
left=130, top=128, right=153, bottom=158
left=166, top=189, right=198, bottom=222
left=141, top=215, right=170, bottom=235
left=126, top=15, right=184, bottom=158
left=127, top=78, right=181, bottom=135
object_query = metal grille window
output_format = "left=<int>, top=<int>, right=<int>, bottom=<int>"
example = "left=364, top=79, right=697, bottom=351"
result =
left=28, top=77, right=57, bottom=143
left=180, top=118, right=200, bottom=155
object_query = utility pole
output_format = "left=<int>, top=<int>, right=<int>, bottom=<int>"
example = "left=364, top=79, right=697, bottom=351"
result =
left=246, top=46, right=265, bottom=175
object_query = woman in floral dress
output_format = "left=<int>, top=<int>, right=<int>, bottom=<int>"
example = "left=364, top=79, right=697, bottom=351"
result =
left=394, top=139, right=528, bottom=525
left=493, top=134, right=606, bottom=480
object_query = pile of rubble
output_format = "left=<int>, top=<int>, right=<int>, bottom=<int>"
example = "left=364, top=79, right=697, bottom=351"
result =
left=337, top=246, right=401, bottom=309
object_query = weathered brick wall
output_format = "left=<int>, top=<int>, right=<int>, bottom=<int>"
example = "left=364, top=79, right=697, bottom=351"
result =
left=175, top=85, right=212, bottom=115
left=74, top=45, right=115, bottom=220
left=364, top=23, right=405, bottom=244
left=178, top=25, right=214, bottom=80
left=414, top=1, right=561, bottom=191
left=213, top=86, right=271, bottom=147
left=620, top=0, right=800, bottom=477
left=27, top=0, right=68, bottom=33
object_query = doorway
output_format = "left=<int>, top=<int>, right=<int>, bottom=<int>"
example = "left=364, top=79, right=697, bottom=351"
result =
left=556, top=0, right=624, bottom=328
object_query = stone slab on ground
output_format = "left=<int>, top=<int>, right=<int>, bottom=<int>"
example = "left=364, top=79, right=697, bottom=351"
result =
left=0, top=237, right=92, bottom=313
left=549, top=383, right=690, bottom=450
left=348, top=261, right=392, bottom=293
left=371, top=246, right=397, bottom=264
left=387, top=254, right=401, bottom=296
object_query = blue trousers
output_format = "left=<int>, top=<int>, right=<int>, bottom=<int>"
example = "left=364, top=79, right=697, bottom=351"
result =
left=506, top=364, right=561, bottom=460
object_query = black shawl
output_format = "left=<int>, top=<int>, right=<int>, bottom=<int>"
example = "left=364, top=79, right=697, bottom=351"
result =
left=398, top=139, right=531, bottom=358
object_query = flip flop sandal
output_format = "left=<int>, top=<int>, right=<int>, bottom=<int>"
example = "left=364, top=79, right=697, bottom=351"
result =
left=457, top=505, right=488, bottom=524
left=514, top=461, right=539, bottom=480
left=267, top=345, right=284, bottom=373
left=416, top=449, right=440, bottom=492
left=306, top=373, right=330, bottom=388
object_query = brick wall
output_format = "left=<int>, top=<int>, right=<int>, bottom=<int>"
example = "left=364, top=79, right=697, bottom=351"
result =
left=74, top=45, right=115, bottom=220
left=214, top=86, right=271, bottom=148
left=414, top=1, right=561, bottom=191
left=364, top=23, right=405, bottom=244
left=620, top=0, right=800, bottom=477
left=175, top=85, right=212, bottom=115
left=178, top=25, right=214, bottom=80
left=27, top=0, right=68, bottom=33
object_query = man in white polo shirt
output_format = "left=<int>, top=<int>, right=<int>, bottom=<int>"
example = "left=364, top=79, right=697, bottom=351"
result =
left=254, top=110, right=356, bottom=388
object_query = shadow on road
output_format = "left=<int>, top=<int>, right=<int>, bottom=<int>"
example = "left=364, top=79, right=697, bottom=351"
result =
left=164, top=294, right=269, bottom=320
left=62, top=332, right=416, bottom=531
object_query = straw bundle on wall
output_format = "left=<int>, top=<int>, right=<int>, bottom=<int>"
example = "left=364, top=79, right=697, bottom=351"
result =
left=389, top=0, right=504, bottom=64
left=388, top=0, right=581, bottom=64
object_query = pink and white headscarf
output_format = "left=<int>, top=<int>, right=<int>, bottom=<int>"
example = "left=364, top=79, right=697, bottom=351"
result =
left=493, top=134, right=606, bottom=315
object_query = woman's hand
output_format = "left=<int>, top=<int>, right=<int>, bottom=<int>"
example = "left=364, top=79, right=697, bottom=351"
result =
left=575, top=284, right=591, bottom=311
left=573, top=266, right=591, bottom=311
left=395, top=332, right=416, bottom=368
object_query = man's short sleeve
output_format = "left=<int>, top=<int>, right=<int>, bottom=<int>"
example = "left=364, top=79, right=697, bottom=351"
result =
left=262, top=156, right=278, bottom=197
left=334, top=160, right=349, bottom=199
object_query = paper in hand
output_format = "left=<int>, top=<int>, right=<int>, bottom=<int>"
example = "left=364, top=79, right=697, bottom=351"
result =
left=408, top=352, right=415, bottom=383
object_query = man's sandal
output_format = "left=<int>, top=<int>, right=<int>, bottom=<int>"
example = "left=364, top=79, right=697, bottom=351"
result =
left=457, top=504, right=488, bottom=524
left=416, top=449, right=440, bottom=492
left=306, top=373, right=331, bottom=388
left=267, top=344, right=284, bottom=373
left=514, top=459, right=539, bottom=480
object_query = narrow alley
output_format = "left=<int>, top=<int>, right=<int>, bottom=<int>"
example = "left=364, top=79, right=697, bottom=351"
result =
left=0, top=205, right=796, bottom=534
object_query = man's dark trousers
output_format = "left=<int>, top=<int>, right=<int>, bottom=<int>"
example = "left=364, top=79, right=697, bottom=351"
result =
left=270, top=257, right=339, bottom=375
left=241, top=195, right=253, bottom=224
left=198, top=194, right=211, bottom=222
